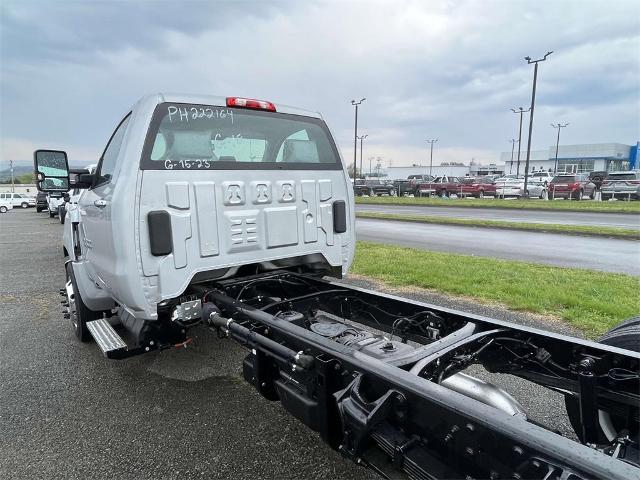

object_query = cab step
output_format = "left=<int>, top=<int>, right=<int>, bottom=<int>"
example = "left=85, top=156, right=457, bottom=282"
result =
left=86, top=318, right=128, bottom=359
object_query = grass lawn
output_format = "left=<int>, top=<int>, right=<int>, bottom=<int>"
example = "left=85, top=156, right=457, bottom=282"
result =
left=351, top=241, right=640, bottom=338
left=356, top=195, right=640, bottom=213
left=356, top=212, right=640, bottom=239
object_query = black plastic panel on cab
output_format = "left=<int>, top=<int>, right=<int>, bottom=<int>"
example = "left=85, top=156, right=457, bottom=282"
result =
left=332, top=200, right=347, bottom=233
left=148, top=210, right=173, bottom=256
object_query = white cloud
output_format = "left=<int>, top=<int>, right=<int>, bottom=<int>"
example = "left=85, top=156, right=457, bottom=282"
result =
left=1, top=0, right=638, bottom=167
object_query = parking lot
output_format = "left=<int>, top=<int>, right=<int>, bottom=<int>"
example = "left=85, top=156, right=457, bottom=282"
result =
left=0, top=209, right=587, bottom=479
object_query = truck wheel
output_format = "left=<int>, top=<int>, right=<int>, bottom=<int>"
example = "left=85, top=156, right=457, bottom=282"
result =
left=478, top=190, right=485, bottom=199
left=565, top=317, right=639, bottom=444
left=389, top=189, right=397, bottom=196
left=65, top=263, right=100, bottom=342
left=440, top=190, right=448, bottom=198
left=21, top=202, right=29, bottom=208
left=0, top=206, right=7, bottom=213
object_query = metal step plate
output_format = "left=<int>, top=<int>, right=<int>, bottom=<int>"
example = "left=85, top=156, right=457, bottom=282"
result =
left=86, top=318, right=127, bottom=357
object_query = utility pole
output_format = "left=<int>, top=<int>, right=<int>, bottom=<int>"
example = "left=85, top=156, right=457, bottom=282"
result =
left=351, top=98, right=366, bottom=178
left=426, top=139, right=438, bottom=178
left=523, top=51, right=553, bottom=198
left=511, top=106, right=531, bottom=176
left=10, top=160, right=15, bottom=193
left=551, top=122, right=569, bottom=173
left=509, top=139, right=518, bottom=174
left=356, top=134, right=368, bottom=179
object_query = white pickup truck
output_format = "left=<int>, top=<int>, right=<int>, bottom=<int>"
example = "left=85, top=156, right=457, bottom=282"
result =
left=34, top=93, right=639, bottom=480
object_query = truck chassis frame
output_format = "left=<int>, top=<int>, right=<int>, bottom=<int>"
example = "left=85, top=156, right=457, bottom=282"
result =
left=169, top=271, right=638, bottom=479
left=89, top=271, right=639, bottom=479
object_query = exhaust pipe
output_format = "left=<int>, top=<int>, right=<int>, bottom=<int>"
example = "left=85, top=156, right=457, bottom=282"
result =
left=440, top=372, right=527, bottom=419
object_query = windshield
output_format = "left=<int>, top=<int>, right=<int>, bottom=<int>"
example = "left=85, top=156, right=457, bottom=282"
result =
left=141, top=103, right=342, bottom=171
left=608, top=173, right=637, bottom=180
left=551, top=176, right=575, bottom=182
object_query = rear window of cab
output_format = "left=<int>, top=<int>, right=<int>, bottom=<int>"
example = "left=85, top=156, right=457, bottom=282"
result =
left=141, top=103, right=342, bottom=170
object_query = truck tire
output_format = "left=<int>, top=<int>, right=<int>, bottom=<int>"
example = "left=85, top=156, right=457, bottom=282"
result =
left=65, top=263, right=100, bottom=342
left=565, top=317, right=640, bottom=444
left=477, top=190, right=484, bottom=199
left=440, top=190, right=448, bottom=198
left=0, top=206, right=7, bottom=213
left=21, top=201, right=29, bottom=208
left=389, top=189, right=397, bottom=196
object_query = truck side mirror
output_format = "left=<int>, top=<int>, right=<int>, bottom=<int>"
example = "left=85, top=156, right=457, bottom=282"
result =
left=34, top=150, right=70, bottom=192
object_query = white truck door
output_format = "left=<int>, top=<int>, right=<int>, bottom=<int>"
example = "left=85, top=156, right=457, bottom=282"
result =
left=79, top=114, right=131, bottom=288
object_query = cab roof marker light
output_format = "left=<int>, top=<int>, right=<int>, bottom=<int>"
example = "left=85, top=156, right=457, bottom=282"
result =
left=226, top=97, right=276, bottom=112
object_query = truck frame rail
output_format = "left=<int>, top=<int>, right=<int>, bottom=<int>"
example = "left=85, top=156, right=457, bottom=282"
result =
left=177, top=271, right=640, bottom=479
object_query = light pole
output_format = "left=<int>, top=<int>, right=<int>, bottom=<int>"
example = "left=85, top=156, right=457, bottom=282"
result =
left=10, top=159, right=15, bottom=193
left=522, top=51, right=553, bottom=198
left=351, top=98, right=366, bottom=178
left=426, top=139, right=438, bottom=178
left=357, top=134, right=368, bottom=179
left=551, top=122, right=569, bottom=173
left=509, top=139, right=518, bottom=174
left=511, top=106, right=531, bottom=176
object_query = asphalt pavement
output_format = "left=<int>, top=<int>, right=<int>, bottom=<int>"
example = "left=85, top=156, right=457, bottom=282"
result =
left=356, top=204, right=640, bottom=229
left=0, top=209, right=368, bottom=480
left=0, top=209, right=601, bottom=479
left=356, top=217, right=640, bottom=275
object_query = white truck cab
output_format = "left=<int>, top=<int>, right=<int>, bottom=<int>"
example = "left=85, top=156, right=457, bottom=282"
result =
left=0, top=192, right=36, bottom=208
left=35, top=93, right=355, bottom=347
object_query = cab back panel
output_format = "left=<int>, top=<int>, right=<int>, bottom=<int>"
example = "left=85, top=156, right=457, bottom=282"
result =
left=138, top=169, right=352, bottom=300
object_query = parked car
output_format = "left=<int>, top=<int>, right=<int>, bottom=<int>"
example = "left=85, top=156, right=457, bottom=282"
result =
left=495, top=179, right=546, bottom=199
left=548, top=174, right=596, bottom=200
left=415, top=176, right=462, bottom=197
left=0, top=192, right=36, bottom=208
left=36, top=191, right=48, bottom=212
left=458, top=176, right=497, bottom=198
left=601, top=171, right=640, bottom=200
left=353, top=179, right=396, bottom=196
left=0, top=197, right=14, bottom=213
left=530, top=171, right=554, bottom=186
left=407, top=174, right=434, bottom=195
left=367, top=179, right=396, bottom=196
left=47, top=192, right=65, bottom=217
left=494, top=174, right=521, bottom=183
left=392, top=179, right=413, bottom=196
left=353, top=179, right=370, bottom=196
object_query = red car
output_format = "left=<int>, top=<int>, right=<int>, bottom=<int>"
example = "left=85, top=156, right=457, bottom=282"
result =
left=458, top=177, right=497, bottom=198
left=415, top=176, right=462, bottom=197
left=548, top=173, right=596, bottom=200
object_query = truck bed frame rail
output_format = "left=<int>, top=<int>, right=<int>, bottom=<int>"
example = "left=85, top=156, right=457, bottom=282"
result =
left=186, top=272, right=639, bottom=479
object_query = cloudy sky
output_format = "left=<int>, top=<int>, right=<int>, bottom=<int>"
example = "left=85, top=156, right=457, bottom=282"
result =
left=1, top=0, right=638, bottom=169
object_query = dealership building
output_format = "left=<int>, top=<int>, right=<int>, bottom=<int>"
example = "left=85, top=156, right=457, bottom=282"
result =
left=500, top=142, right=639, bottom=175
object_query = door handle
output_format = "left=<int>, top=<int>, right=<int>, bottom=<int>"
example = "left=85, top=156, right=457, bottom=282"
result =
left=94, top=199, right=107, bottom=208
